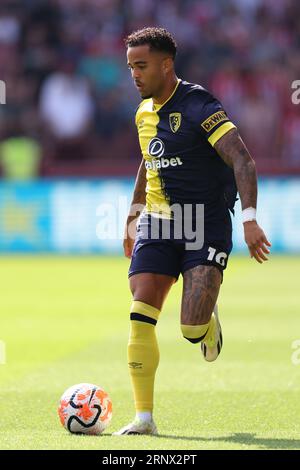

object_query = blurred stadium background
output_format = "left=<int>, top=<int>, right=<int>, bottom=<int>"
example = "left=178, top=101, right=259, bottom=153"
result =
left=0, top=0, right=299, bottom=253
left=0, top=0, right=300, bottom=450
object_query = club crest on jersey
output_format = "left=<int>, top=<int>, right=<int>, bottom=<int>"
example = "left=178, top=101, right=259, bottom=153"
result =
left=169, top=113, right=181, bottom=133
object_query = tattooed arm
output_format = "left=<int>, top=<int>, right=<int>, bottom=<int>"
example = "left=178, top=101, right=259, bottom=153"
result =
left=123, top=159, right=146, bottom=258
left=214, top=128, right=271, bottom=263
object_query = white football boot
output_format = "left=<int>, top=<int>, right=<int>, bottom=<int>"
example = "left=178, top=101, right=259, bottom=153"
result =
left=201, top=303, right=223, bottom=362
left=112, top=418, right=158, bottom=436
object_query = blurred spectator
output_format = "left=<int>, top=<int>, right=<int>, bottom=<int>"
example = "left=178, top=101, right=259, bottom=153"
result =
left=281, top=106, right=300, bottom=168
left=0, top=11, right=20, bottom=45
left=39, top=55, right=94, bottom=163
left=40, top=59, right=94, bottom=140
left=236, top=76, right=281, bottom=164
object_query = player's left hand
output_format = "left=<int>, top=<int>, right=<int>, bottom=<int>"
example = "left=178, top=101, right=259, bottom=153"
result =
left=243, top=221, right=271, bottom=263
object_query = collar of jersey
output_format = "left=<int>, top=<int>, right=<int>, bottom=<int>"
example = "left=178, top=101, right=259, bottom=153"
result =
left=152, top=78, right=181, bottom=111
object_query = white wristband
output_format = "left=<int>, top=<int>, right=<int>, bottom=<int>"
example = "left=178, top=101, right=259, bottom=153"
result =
left=242, top=207, right=257, bottom=223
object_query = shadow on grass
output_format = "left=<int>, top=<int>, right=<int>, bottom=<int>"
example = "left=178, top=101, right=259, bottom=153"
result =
left=155, top=432, right=300, bottom=450
left=75, top=432, right=300, bottom=450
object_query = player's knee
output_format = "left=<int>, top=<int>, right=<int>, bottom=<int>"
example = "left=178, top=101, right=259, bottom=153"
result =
left=181, top=301, right=213, bottom=326
left=129, top=274, right=174, bottom=310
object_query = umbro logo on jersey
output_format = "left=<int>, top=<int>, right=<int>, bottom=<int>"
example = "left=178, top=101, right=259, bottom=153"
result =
left=145, top=156, right=183, bottom=170
left=148, top=137, right=165, bottom=158
left=169, top=113, right=181, bottom=133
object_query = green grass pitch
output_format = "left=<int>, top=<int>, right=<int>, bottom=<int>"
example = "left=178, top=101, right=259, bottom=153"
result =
left=0, top=255, right=299, bottom=450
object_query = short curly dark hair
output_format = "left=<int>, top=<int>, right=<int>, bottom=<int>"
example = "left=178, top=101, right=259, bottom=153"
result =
left=125, top=27, right=177, bottom=59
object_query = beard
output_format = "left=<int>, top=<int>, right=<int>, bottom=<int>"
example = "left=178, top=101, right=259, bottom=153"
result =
left=141, top=92, right=152, bottom=99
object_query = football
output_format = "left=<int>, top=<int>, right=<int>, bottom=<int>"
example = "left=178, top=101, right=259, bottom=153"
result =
left=58, top=383, right=112, bottom=435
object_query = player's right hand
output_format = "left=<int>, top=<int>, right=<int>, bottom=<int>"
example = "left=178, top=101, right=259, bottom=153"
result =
left=123, top=236, right=135, bottom=258
left=123, top=216, right=137, bottom=258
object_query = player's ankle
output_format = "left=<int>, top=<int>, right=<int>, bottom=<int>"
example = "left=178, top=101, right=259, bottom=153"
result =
left=136, top=411, right=153, bottom=422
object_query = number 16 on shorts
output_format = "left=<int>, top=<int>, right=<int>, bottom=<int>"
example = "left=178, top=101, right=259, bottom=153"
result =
left=207, top=247, right=228, bottom=267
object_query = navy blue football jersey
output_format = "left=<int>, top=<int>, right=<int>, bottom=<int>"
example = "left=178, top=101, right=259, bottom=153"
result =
left=135, top=79, right=238, bottom=222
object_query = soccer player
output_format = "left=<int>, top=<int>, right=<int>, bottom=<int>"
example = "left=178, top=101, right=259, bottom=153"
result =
left=113, top=27, right=271, bottom=435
